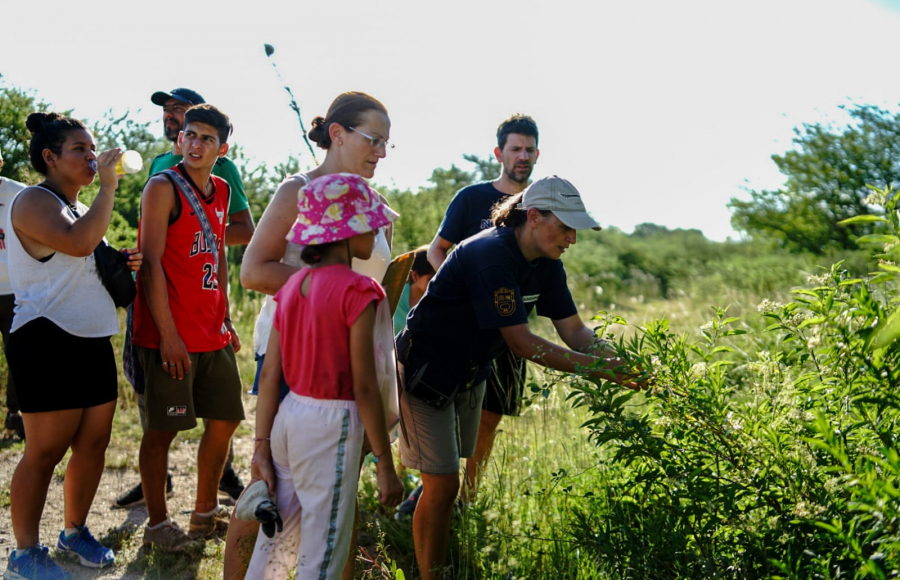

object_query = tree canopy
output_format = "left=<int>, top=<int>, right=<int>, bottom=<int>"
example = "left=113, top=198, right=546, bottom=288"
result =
left=729, top=105, right=900, bottom=253
left=0, top=86, right=52, bottom=183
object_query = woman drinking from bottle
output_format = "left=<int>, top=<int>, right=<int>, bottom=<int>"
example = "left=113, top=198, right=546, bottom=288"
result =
left=5, top=112, right=141, bottom=580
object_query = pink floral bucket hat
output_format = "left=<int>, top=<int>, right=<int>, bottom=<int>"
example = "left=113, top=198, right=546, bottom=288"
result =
left=287, top=173, right=399, bottom=246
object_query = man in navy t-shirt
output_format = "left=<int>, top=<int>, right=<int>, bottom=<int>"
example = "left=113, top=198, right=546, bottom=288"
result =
left=424, top=114, right=540, bottom=503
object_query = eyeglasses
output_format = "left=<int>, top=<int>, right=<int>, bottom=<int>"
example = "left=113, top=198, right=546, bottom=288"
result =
left=348, top=127, right=394, bottom=150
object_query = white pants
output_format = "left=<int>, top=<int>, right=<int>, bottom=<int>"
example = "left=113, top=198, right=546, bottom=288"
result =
left=245, top=393, right=364, bottom=580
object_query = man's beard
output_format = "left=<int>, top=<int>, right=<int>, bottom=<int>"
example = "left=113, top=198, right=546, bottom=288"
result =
left=505, top=163, right=533, bottom=184
left=164, top=124, right=180, bottom=142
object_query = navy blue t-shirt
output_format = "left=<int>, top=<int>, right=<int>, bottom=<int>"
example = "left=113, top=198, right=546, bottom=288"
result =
left=437, top=182, right=512, bottom=244
left=407, top=226, right=578, bottom=366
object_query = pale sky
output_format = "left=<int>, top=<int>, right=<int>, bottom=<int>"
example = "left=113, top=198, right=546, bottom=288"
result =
left=2, top=0, right=899, bottom=241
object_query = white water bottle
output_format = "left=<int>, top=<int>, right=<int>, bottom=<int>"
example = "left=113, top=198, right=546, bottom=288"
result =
left=91, top=150, right=143, bottom=176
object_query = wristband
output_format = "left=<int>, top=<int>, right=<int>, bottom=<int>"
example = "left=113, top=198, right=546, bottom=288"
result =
left=372, top=449, right=388, bottom=464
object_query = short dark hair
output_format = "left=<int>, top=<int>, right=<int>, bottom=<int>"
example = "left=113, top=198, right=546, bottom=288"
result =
left=497, top=114, right=539, bottom=150
left=26, top=112, right=88, bottom=175
left=308, top=92, right=388, bottom=150
left=300, top=241, right=339, bottom=264
left=410, top=245, right=435, bottom=280
left=184, top=104, right=232, bottom=144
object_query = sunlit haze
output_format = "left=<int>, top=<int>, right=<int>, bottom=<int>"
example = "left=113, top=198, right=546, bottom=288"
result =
left=3, top=0, right=899, bottom=241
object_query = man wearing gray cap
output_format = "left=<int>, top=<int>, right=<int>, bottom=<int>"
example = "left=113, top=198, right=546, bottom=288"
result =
left=397, top=176, right=642, bottom=580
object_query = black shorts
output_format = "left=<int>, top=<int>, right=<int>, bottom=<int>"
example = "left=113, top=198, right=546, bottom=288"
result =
left=483, top=348, right=527, bottom=416
left=8, top=317, right=117, bottom=413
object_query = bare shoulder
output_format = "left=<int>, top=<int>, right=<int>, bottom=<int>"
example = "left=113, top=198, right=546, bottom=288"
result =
left=144, top=174, right=176, bottom=195
left=267, top=175, right=306, bottom=214
left=281, top=174, right=309, bottom=188
left=11, top=187, right=64, bottom=220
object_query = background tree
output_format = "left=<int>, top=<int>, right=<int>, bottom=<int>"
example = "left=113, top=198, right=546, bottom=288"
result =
left=729, top=105, right=900, bottom=253
left=384, top=154, right=499, bottom=253
left=87, top=110, right=170, bottom=228
left=0, top=85, right=52, bottom=184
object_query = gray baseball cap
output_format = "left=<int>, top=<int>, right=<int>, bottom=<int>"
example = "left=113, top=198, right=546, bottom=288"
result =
left=520, top=176, right=601, bottom=231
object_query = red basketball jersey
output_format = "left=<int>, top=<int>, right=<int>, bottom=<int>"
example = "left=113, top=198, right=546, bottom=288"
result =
left=133, top=165, right=231, bottom=352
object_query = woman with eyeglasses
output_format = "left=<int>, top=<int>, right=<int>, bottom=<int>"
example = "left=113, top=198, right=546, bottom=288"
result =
left=225, top=91, right=397, bottom=580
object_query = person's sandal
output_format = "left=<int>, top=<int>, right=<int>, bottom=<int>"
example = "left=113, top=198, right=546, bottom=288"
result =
left=188, top=505, right=232, bottom=539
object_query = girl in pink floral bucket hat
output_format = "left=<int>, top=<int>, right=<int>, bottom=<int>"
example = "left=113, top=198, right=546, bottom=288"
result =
left=247, top=173, right=404, bottom=579
left=287, top=172, right=398, bottom=248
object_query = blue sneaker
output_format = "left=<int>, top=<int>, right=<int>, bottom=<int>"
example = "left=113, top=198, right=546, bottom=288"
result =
left=56, top=525, right=114, bottom=568
left=4, top=544, right=71, bottom=580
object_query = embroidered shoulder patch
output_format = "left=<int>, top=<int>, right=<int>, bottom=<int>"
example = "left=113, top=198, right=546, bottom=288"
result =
left=494, top=287, right=516, bottom=317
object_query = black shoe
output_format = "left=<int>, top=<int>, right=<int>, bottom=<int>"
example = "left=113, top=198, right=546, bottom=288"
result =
left=112, top=473, right=174, bottom=509
left=218, top=467, right=244, bottom=502
left=395, top=485, right=423, bottom=521
left=4, top=411, right=25, bottom=440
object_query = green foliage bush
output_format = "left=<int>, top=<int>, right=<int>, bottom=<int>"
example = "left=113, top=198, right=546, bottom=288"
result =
left=563, top=187, right=900, bottom=579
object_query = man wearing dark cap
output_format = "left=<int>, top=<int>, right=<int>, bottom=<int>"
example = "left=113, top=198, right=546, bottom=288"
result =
left=148, top=88, right=255, bottom=245
left=112, top=87, right=253, bottom=511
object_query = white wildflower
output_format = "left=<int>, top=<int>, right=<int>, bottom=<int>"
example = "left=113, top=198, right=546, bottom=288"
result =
left=757, top=299, right=784, bottom=314
left=725, top=411, right=744, bottom=431
left=689, top=362, right=709, bottom=379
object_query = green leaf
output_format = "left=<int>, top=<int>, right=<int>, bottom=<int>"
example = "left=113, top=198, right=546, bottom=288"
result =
left=870, top=272, right=896, bottom=284
left=722, top=329, right=748, bottom=337
left=797, top=317, right=826, bottom=329
left=610, top=391, right=637, bottom=409
left=855, top=234, right=898, bottom=245
left=870, top=309, right=900, bottom=350
left=838, top=215, right=888, bottom=225
left=792, top=289, right=821, bottom=297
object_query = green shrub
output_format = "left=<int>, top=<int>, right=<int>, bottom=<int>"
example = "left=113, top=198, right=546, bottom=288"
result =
left=562, top=187, right=900, bottom=579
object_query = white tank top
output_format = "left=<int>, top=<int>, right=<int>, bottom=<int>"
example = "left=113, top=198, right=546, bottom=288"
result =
left=7, top=187, right=119, bottom=337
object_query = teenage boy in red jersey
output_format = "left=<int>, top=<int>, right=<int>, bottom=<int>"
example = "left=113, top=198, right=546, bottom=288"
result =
left=133, top=104, right=244, bottom=551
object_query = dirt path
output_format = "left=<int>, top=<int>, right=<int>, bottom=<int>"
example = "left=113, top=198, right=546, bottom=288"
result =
left=0, top=403, right=257, bottom=580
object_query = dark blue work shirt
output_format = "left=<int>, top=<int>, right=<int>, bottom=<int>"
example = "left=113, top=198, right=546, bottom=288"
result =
left=407, top=226, right=578, bottom=366
left=437, top=182, right=511, bottom=244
